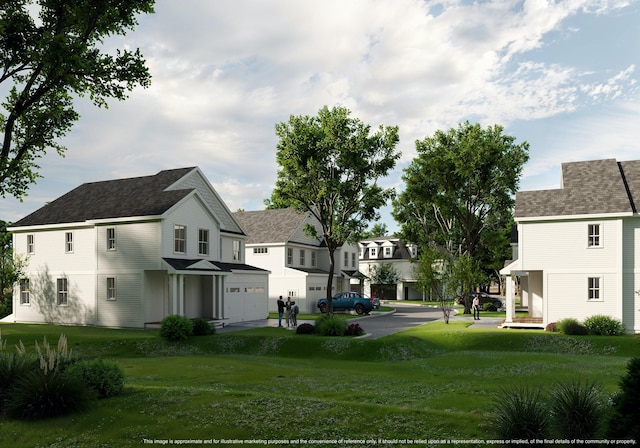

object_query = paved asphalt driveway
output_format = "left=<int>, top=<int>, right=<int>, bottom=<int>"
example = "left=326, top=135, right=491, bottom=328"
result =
left=217, top=303, right=502, bottom=338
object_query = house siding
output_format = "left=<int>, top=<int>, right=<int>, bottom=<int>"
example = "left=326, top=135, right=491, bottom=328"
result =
left=96, top=273, right=143, bottom=328
left=546, top=273, right=619, bottom=324
left=97, top=222, right=162, bottom=272
left=162, top=196, right=221, bottom=260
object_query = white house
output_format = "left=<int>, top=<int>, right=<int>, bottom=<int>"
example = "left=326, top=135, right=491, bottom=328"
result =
left=8, top=167, right=269, bottom=329
left=359, top=236, right=421, bottom=301
left=233, top=208, right=361, bottom=313
left=500, top=158, right=640, bottom=333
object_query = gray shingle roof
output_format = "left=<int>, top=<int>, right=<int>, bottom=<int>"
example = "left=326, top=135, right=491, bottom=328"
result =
left=515, top=159, right=638, bottom=218
left=233, top=208, right=308, bottom=244
left=11, top=168, right=196, bottom=227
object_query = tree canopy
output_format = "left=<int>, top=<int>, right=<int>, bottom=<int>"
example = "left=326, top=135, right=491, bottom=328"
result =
left=393, top=121, right=528, bottom=303
left=268, top=105, right=400, bottom=312
left=0, top=0, right=154, bottom=198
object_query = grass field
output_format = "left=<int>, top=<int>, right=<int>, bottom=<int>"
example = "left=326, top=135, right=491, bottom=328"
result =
left=0, top=318, right=638, bottom=448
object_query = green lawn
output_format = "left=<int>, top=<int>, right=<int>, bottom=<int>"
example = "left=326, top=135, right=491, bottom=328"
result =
left=0, top=321, right=638, bottom=448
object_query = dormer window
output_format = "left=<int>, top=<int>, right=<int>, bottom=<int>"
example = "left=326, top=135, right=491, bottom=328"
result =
left=370, top=247, right=377, bottom=257
left=384, top=247, right=392, bottom=257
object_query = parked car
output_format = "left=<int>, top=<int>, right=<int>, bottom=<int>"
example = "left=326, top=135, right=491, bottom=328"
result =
left=457, top=292, right=503, bottom=309
left=317, top=292, right=380, bottom=314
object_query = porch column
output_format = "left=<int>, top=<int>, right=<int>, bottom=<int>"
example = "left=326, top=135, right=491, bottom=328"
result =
left=178, top=274, right=185, bottom=316
left=169, top=274, right=178, bottom=315
left=505, top=275, right=515, bottom=323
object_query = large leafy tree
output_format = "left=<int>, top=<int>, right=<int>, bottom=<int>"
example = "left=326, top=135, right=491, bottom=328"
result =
left=394, top=121, right=528, bottom=310
left=268, top=105, right=400, bottom=313
left=0, top=220, right=26, bottom=318
left=0, top=0, right=154, bottom=198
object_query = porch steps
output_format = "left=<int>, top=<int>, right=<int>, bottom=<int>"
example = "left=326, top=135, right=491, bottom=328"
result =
left=501, top=316, right=544, bottom=329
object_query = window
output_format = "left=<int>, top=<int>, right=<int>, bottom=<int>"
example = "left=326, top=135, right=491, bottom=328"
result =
left=287, top=248, right=293, bottom=265
left=352, top=253, right=356, bottom=268
left=253, top=247, right=268, bottom=254
left=106, top=228, right=116, bottom=250
left=57, top=278, right=68, bottom=306
left=232, top=240, right=241, bottom=261
left=106, top=277, right=116, bottom=300
left=384, top=247, right=392, bottom=257
left=300, top=249, right=305, bottom=266
left=174, top=225, right=186, bottom=253
left=344, top=251, right=349, bottom=267
left=198, top=229, right=209, bottom=255
left=588, top=224, right=601, bottom=247
left=588, top=277, right=601, bottom=300
left=311, top=251, right=316, bottom=267
left=65, top=232, right=73, bottom=253
left=370, top=247, right=377, bottom=257
left=20, top=279, right=30, bottom=305
left=26, top=234, right=34, bottom=254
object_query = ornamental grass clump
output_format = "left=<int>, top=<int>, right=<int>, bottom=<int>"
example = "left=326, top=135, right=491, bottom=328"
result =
left=556, top=317, right=589, bottom=335
left=607, top=357, right=640, bottom=440
left=491, top=385, right=549, bottom=440
left=550, top=379, right=604, bottom=438
left=314, top=314, right=347, bottom=336
left=583, top=315, right=626, bottom=336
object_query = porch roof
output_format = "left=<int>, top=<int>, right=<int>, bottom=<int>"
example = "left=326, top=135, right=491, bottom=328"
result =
left=499, top=258, right=521, bottom=276
left=162, top=258, right=268, bottom=274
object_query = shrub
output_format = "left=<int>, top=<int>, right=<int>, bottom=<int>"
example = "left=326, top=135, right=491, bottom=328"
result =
left=192, top=318, right=216, bottom=336
left=557, top=318, right=589, bottom=335
left=6, top=369, right=92, bottom=420
left=491, top=385, right=549, bottom=440
left=0, top=351, right=37, bottom=412
left=344, top=323, right=365, bottom=336
left=314, top=314, right=347, bottom=336
left=483, top=303, right=497, bottom=312
left=296, top=323, right=315, bottom=335
left=607, top=357, right=640, bottom=440
left=545, top=322, right=558, bottom=332
left=66, top=359, right=125, bottom=399
left=583, top=315, right=626, bottom=336
left=160, top=315, right=193, bottom=342
left=550, top=379, right=604, bottom=438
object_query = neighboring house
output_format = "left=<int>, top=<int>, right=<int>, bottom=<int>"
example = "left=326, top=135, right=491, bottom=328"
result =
left=233, top=208, right=361, bottom=313
left=501, top=158, right=640, bottom=333
left=8, top=167, right=269, bottom=329
left=359, top=236, right=421, bottom=301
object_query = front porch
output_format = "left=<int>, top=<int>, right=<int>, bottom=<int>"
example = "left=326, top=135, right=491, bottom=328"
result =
left=500, top=259, right=545, bottom=329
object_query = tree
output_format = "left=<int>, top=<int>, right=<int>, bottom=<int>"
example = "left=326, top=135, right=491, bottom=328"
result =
left=0, top=0, right=154, bottom=198
left=268, top=105, right=400, bottom=313
left=0, top=220, right=26, bottom=318
left=366, top=261, right=400, bottom=300
left=393, top=121, right=528, bottom=310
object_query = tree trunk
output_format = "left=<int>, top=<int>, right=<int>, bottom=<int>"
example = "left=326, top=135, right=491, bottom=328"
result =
left=326, top=247, right=335, bottom=314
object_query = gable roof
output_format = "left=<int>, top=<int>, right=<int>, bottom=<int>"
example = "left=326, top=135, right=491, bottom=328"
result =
left=359, top=236, right=413, bottom=260
left=515, top=159, right=639, bottom=218
left=233, top=208, right=310, bottom=244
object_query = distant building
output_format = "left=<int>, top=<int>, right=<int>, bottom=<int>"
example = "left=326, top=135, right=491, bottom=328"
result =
left=234, top=208, right=361, bottom=313
left=359, top=236, right=421, bottom=301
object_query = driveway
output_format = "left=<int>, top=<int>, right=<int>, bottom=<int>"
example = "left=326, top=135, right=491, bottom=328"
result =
left=217, top=303, right=489, bottom=338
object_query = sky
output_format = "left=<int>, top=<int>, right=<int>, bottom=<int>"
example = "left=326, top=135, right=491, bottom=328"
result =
left=1, top=0, right=639, bottom=233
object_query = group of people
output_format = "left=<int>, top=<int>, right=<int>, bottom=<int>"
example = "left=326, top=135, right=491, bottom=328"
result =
left=276, top=296, right=299, bottom=328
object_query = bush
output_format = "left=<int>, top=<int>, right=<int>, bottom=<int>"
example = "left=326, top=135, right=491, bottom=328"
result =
left=583, top=315, right=626, bottom=336
left=66, top=359, right=125, bottom=399
left=192, top=318, right=215, bottom=336
left=607, top=357, right=640, bottom=440
left=314, top=314, right=347, bottom=336
left=550, top=379, right=604, bottom=438
left=344, top=323, right=365, bottom=336
left=483, top=303, right=497, bottom=312
left=160, top=315, right=193, bottom=342
left=296, top=323, right=315, bottom=335
left=491, top=385, right=549, bottom=440
left=545, top=322, right=558, bottom=332
left=6, top=369, right=92, bottom=420
left=557, top=318, right=589, bottom=335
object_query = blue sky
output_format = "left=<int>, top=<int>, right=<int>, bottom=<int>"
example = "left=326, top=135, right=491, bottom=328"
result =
left=2, top=0, right=639, bottom=233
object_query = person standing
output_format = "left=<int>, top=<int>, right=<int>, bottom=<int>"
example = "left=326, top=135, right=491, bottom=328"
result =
left=277, top=296, right=285, bottom=327
left=472, top=295, right=480, bottom=320
left=291, top=301, right=299, bottom=327
left=285, top=296, right=294, bottom=327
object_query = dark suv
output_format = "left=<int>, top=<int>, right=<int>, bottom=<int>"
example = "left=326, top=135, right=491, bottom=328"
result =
left=457, top=292, right=503, bottom=309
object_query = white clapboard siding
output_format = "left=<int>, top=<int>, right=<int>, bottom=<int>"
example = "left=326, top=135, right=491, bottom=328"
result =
left=96, top=273, right=143, bottom=328
left=97, top=222, right=162, bottom=272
